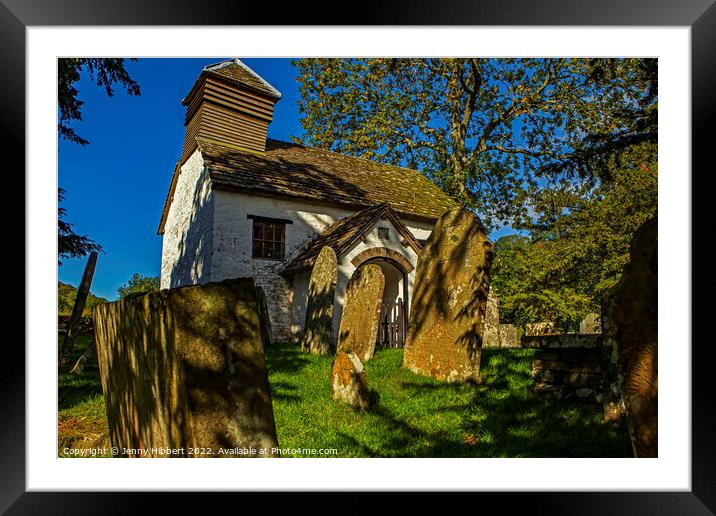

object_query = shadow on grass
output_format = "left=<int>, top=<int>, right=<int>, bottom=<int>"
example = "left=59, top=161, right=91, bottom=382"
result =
left=58, top=335, right=103, bottom=411
left=264, top=342, right=312, bottom=375
left=272, top=345, right=632, bottom=458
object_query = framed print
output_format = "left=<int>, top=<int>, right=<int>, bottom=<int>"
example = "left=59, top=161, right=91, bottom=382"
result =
left=5, top=0, right=713, bottom=512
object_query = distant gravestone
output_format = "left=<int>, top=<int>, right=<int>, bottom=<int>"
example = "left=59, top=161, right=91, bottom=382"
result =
left=525, top=322, right=557, bottom=336
left=580, top=313, right=601, bottom=334
left=337, top=264, right=385, bottom=363
left=498, top=324, right=520, bottom=348
left=403, top=208, right=494, bottom=383
left=481, top=289, right=500, bottom=347
left=331, top=351, right=370, bottom=410
left=301, top=246, right=338, bottom=355
left=94, top=278, right=279, bottom=457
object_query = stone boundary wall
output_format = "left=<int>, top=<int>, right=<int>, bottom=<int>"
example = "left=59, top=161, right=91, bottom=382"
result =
left=58, top=315, right=94, bottom=335
left=522, top=334, right=604, bottom=401
left=93, top=277, right=279, bottom=457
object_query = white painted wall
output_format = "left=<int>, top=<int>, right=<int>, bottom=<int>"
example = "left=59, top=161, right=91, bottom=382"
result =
left=162, top=178, right=436, bottom=342
left=160, top=150, right=215, bottom=289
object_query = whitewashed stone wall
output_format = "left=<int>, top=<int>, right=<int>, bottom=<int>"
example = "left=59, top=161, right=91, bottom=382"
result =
left=162, top=179, right=436, bottom=342
left=160, top=150, right=215, bottom=289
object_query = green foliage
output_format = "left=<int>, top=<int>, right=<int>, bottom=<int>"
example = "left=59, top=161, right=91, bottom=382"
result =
left=117, top=273, right=160, bottom=299
left=58, top=281, right=108, bottom=316
left=58, top=58, right=141, bottom=146
left=294, top=58, right=650, bottom=230
left=58, top=188, right=102, bottom=265
left=491, top=143, right=657, bottom=328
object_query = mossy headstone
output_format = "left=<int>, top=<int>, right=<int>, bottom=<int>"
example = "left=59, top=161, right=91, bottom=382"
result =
left=94, top=277, right=279, bottom=457
left=403, top=207, right=493, bottom=383
left=300, top=246, right=337, bottom=355
left=336, top=264, right=385, bottom=363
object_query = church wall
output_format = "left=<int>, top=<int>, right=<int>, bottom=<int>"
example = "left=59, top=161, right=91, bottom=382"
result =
left=211, top=191, right=354, bottom=341
left=209, top=189, right=434, bottom=342
left=160, top=150, right=215, bottom=290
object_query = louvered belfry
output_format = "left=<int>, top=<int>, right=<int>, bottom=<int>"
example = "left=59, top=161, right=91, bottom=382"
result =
left=180, top=59, right=282, bottom=161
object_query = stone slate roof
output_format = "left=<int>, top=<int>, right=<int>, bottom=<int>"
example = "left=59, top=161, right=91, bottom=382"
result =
left=280, top=203, right=422, bottom=276
left=182, top=59, right=282, bottom=105
left=197, top=137, right=458, bottom=222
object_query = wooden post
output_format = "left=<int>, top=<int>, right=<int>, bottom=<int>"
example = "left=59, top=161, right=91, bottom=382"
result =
left=59, top=251, right=98, bottom=368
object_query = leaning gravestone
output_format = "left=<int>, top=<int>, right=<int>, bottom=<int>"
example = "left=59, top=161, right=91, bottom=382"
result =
left=601, top=217, right=657, bottom=457
left=331, top=351, right=370, bottom=410
left=94, top=277, right=279, bottom=457
left=336, top=264, right=385, bottom=363
left=300, top=246, right=338, bottom=355
left=403, top=207, right=494, bottom=383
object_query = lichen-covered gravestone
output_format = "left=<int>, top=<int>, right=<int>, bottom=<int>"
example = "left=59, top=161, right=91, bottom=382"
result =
left=498, top=324, right=520, bottom=348
left=93, top=278, right=279, bottom=457
left=601, top=217, right=657, bottom=457
left=336, top=264, right=385, bottom=363
left=403, top=207, right=494, bottom=383
left=580, top=313, right=601, bottom=334
left=481, top=289, right=500, bottom=347
left=300, top=246, right=338, bottom=355
left=331, top=351, right=370, bottom=410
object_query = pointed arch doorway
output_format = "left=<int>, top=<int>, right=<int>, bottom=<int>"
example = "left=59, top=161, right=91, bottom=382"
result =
left=351, top=247, right=415, bottom=349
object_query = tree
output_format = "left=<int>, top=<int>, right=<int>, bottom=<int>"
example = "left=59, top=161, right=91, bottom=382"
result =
left=58, top=187, right=101, bottom=265
left=490, top=143, right=657, bottom=329
left=294, top=58, right=646, bottom=229
left=58, top=58, right=140, bottom=263
left=543, top=58, right=657, bottom=181
left=58, top=58, right=141, bottom=146
left=117, top=273, right=160, bottom=299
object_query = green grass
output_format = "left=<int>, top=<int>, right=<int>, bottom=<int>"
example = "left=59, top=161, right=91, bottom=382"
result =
left=57, top=335, right=111, bottom=457
left=266, top=343, right=632, bottom=457
left=57, top=336, right=632, bottom=458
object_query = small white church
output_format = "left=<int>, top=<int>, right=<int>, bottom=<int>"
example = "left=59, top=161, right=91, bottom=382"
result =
left=158, top=59, right=457, bottom=344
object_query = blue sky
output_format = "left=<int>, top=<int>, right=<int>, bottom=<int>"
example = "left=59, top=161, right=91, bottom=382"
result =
left=58, top=58, right=513, bottom=300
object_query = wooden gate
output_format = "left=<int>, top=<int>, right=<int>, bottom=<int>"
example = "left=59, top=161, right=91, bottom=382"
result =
left=377, top=299, right=405, bottom=349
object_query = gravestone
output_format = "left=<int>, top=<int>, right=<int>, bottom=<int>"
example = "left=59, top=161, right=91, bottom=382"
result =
left=580, top=313, right=601, bottom=334
left=94, top=277, right=279, bottom=457
left=498, top=324, right=520, bottom=348
left=525, top=321, right=557, bottom=336
left=331, top=351, right=370, bottom=410
left=300, top=246, right=338, bottom=355
left=336, top=264, right=385, bottom=363
left=481, top=289, right=500, bottom=347
left=403, top=207, right=493, bottom=383
left=256, top=286, right=272, bottom=348
left=601, top=217, right=657, bottom=457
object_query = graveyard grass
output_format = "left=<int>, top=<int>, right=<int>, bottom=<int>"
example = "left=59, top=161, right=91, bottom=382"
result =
left=58, top=338, right=632, bottom=458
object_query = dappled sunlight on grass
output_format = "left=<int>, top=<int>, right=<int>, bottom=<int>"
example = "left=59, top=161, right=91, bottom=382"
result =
left=267, top=343, right=632, bottom=457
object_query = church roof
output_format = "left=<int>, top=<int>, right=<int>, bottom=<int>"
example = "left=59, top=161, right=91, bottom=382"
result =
left=182, top=59, right=282, bottom=105
left=175, top=137, right=458, bottom=226
left=279, top=203, right=423, bottom=276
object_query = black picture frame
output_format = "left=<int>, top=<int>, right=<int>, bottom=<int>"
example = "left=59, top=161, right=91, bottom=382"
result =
left=5, top=0, right=711, bottom=512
